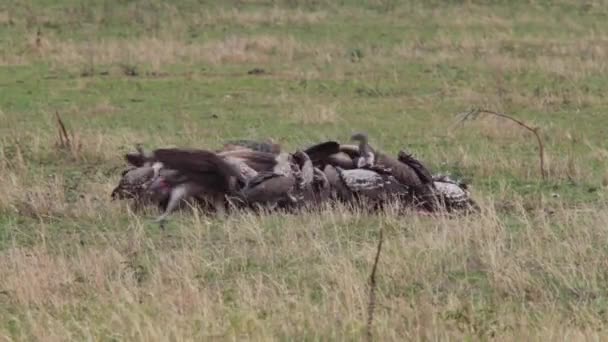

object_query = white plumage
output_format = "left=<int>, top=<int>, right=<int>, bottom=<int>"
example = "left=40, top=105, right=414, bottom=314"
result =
left=338, top=168, right=385, bottom=191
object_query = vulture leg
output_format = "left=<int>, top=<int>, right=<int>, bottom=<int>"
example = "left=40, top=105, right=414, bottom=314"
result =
left=212, top=193, right=227, bottom=217
left=154, top=183, right=189, bottom=228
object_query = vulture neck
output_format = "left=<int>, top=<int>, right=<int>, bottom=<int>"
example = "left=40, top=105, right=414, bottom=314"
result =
left=357, top=138, right=375, bottom=167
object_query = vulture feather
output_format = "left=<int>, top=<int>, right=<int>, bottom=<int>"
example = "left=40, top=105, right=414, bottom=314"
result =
left=303, top=141, right=340, bottom=165
left=239, top=172, right=297, bottom=208
left=111, top=166, right=155, bottom=200
left=335, top=167, right=411, bottom=207
left=310, top=167, right=331, bottom=204
left=217, top=149, right=278, bottom=172
left=397, top=150, right=434, bottom=185
left=350, top=132, right=426, bottom=188
left=152, top=148, right=246, bottom=190
left=326, top=152, right=355, bottom=169
left=430, top=175, right=478, bottom=212
left=323, top=165, right=353, bottom=201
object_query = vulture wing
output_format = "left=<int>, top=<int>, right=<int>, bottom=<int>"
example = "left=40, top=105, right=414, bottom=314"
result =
left=152, top=148, right=246, bottom=192
left=218, top=150, right=277, bottom=172
left=397, top=151, right=434, bottom=185
left=303, top=141, right=340, bottom=164
left=241, top=172, right=296, bottom=205
left=375, top=152, right=424, bottom=188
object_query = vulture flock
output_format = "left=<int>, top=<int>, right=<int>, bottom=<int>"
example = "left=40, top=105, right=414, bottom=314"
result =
left=111, top=133, right=477, bottom=227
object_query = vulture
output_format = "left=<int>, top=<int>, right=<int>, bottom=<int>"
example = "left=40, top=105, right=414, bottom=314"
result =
left=428, top=174, right=478, bottom=213
left=111, top=164, right=166, bottom=209
left=323, top=164, right=411, bottom=209
left=149, top=148, right=247, bottom=222
left=217, top=149, right=278, bottom=180
left=110, top=136, right=479, bottom=222
left=310, top=167, right=331, bottom=205
left=226, top=149, right=332, bottom=211
left=350, top=133, right=375, bottom=168
left=113, top=148, right=247, bottom=226
left=235, top=150, right=318, bottom=210
left=111, top=146, right=168, bottom=209
left=304, top=140, right=359, bottom=170
left=305, top=134, right=435, bottom=199
left=291, top=150, right=331, bottom=207
left=237, top=171, right=297, bottom=210
left=350, top=133, right=428, bottom=189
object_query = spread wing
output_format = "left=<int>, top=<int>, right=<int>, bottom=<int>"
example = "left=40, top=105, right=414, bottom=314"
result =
left=218, top=150, right=277, bottom=172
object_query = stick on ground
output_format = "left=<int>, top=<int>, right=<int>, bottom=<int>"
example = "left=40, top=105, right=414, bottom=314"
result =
left=367, top=227, right=384, bottom=342
left=455, top=108, right=547, bottom=180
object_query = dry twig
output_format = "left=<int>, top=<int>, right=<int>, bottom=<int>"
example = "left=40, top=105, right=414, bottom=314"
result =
left=367, top=227, right=384, bottom=342
left=455, top=108, right=548, bottom=180
left=55, top=110, right=72, bottom=148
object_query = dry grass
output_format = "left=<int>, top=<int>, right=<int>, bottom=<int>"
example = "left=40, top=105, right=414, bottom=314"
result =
left=1, top=126, right=607, bottom=340
left=2, top=1, right=608, bottom=339
left=204, top=7, right=327, bottom=27
left=1, top=176, right=608, bottom=339
left=10, top=34, right=344, bottom=71
left=286, top=98, right=340, bottom=124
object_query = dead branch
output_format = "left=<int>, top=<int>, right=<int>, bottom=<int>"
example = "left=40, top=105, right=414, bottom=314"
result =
left=55, top=110, right=71, bottom=148
left=367, top=227, right=384, bottom=342
left=455, top=108, right=547, bottom=181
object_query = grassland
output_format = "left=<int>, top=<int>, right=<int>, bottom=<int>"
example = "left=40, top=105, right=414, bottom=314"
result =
left=1, top=0, right=608, bottom=340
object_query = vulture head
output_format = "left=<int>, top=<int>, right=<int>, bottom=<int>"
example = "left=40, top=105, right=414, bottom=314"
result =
left=350, top=132, right=369, bottom=144
left=350, top=132, right=374, bottom=168
left=291, top=150, right=311, bottom=165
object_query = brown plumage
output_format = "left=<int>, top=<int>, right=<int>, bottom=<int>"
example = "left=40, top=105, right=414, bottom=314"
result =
left=323, top=165, right=353, bottom=201
left=326, top=152, right=355, bottom=169
left=144, top=148, right=250, bottom=225
left=374, top=152, right=425, bottom=188
left=239, top=172, right=297, bottom=209
left=303, top=141, right=340, bottom=165
left=304, top=141, right=366, bottom=170
left=217, top=149, right=277, bottom=173
left=152, top=148, right=246, bottom=191
left=310, top=167, right=331, bottom=205
left=350, top=133, right=375, bottom=167
left=124, top=144, right=153, bottom=167
left=335, top=166, right=410, bottom=205
left=111, top=166, right=155, bottom=200
left=349, top=133, right=427, bottom=189
left=397, top=151, right=434, bottom=185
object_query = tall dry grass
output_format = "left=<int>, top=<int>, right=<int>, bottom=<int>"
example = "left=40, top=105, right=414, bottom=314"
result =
left=0, top=128, right=607, bottom=340
left=1, top=194, right=608, bottom=339
left=2, top=1, right=608, bottom=339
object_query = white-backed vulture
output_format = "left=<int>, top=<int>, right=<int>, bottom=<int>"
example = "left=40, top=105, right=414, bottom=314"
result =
left=323, top=165, right=410, bottom=208
left=139, top=148, right=247, bottom=226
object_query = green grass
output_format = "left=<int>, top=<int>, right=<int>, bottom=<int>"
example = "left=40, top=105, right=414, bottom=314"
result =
left=2, top=0, right=608, bottom=340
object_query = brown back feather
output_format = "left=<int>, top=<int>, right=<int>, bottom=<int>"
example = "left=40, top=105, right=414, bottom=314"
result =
left=125, top=153, right=147, bottom=167
left=375, top=152, right=424, bottom=187
left=218, top=150, right=277, bottom=172
left=397, top=151, right=434, bottom=185
left=304, top=141, right=340, bottom=164
left=153, top=148, right=246, bottom=185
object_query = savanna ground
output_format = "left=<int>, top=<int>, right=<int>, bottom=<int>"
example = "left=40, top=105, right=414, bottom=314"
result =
left=1, top=0, right=608, bottom=340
